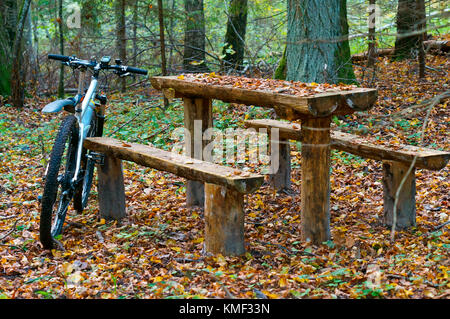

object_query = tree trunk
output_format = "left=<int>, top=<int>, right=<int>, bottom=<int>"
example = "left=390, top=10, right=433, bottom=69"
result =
left=10, top=0, right=32, bottom=107
left=157, top=0, right=169, bottom=108
left=416, top=0, right=426, bottom=78
left=222, top=0, right=248, bottom=73
left=79, top=0, right=100, bottom=56
left=367, top=0, right=377, bottom=68
left=0, top=0, right=18, bottom=96
left=183, top=0, right=209, bottom=72
left=286, top=0, right=356, bottom=84
left=25, top=4, right=38, bottom=85
left=273, top=46, right=287, bottom=80
left=115, top=0, right=127, bottom=92
left=32, top=2, right=40, bottom=84
left=1, top=0, right=17, bottom=45
left=394, top=0, right=419, bottom=60
left=132, top=0, right=138, bottom=67
left=57, top=0, right=64, bottom=98
left=168, top=0, right=177, bottom=72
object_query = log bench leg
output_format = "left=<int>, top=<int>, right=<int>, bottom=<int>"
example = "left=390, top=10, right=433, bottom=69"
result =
left=183, top=97, right=213, bottom=207
left=300, top=117, right=331, bottom=244
left=97, top=154, right=127, bottom=220
left=382, top=161, right=416, bottom=228
left=204, top=183, right=245, bottom=256
left=269, top=138, right=292, bottom=192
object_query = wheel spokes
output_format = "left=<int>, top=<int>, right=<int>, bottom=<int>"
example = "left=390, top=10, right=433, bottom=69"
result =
left=52, top=168, right=76, bottom=235
left=51, top=191, right=71, bottom=235
left=56, top=174, right=64, bottom=184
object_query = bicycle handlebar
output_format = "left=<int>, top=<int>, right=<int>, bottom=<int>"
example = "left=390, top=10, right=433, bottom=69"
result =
left=48, top=54, right=71, bottom=62
left=47, top=53, right=148, bottom=76
left=124, top=66, right=148, bottom=75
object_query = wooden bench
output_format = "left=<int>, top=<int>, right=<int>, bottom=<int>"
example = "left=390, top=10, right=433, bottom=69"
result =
left=84, top=137, right=264, bottom=256
left=244, top=119, right=450, bottom=229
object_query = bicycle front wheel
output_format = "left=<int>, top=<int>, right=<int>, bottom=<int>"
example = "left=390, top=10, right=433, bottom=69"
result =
left=40, top=115, right=79, bottom=249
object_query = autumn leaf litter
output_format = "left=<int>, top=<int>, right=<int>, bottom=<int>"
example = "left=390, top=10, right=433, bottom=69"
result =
left=0, top=56, right=448, bottom=299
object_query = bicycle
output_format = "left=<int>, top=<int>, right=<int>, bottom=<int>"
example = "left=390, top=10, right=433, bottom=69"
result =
left=40, top=54, right=148, bottom=249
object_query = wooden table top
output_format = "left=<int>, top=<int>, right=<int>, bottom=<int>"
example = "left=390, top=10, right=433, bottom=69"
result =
left=150, top=75, right=378, bottom=120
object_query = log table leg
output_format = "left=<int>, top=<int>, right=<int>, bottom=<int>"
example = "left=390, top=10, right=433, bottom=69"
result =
left=97, top=154, right=126, bottom=220
left=300, top=117, right=331, bottom=244
left=382, top=161, right=416, bottom=228
left=204, top=183, right=245, bottom=256
left=269, top=138, right=292, bottom=192
left=183, top=97, right=213, bottom=207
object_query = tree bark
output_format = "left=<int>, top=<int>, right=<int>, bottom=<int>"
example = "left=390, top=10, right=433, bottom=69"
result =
left=115, top=0, right=127, bottom=92
left=78, top=0, right=100, bottom=56
left=367, top=0, right=377, bottom=68
left=222, top=0, right=248, bottom=73
left=394, top=0, right=419, bottom=60
left=10, top=0, right=32, bottom=107
left=157, top=0, right=169, bottom=108
left=1, top=0, right=17, bottom=46
left=168, top=0, right=177, bottom=72
left=57, top=0, right=65, bottom=98
left=416, top=0, right=426, bottom=78
left=286, top=0, right=356, bottom=84
left=273, top=46, right=287, bottom=80
left=132, top=0, right=139, bottom=67
left=25, top=4, right=38, bottom=85
left=183, top=0, right=209, bottom=72
left=0, top=0, right=17, bottom=96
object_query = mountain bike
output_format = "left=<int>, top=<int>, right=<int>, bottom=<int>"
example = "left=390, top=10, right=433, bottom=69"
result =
left=40, top=54, right=147, bottom=249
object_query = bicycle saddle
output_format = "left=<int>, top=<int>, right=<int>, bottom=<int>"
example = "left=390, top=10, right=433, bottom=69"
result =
left=42, top=95, right=81, bottom=113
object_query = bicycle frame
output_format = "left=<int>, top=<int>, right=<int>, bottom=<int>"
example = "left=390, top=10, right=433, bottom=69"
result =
left=71, top=71, right=98, bottom=184
left=40, top=53, right=147, bottom=249
left=43, top=54, right=147, bottom=189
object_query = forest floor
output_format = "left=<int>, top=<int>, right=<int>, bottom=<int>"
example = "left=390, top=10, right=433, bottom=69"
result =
left=0, top=55, right=448, bottom=299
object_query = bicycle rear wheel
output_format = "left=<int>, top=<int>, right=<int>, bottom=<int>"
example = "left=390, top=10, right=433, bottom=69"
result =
left=40, top=115, right=79, bottom=249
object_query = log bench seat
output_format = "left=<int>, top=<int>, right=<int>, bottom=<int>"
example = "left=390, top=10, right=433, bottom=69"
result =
left=244, top=119, right=450, bottom=229
left=84, top=137, right=264, bottom=256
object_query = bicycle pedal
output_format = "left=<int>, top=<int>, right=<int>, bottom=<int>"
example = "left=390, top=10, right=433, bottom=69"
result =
left=87, top=152, right=104, bottom=165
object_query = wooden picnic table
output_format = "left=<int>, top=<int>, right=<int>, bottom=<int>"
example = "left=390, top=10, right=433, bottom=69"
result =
left=150, top=75, right=377, bottom=245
